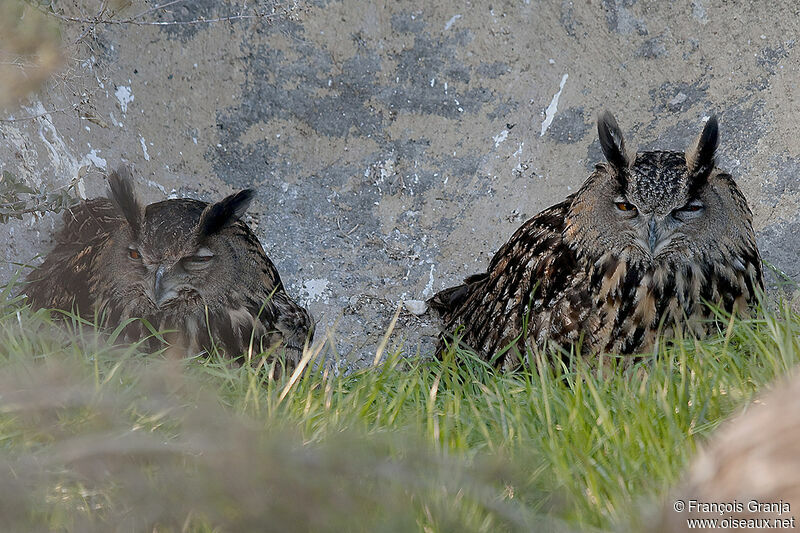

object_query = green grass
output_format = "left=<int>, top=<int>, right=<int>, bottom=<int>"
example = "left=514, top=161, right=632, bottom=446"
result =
left=0, top=285, right=798, bottom=531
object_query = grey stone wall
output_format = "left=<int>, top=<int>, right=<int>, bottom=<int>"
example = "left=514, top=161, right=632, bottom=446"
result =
left=2, top=1, right=798, bottom=367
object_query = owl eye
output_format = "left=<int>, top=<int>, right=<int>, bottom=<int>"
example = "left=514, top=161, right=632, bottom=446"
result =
left=182, top=248, right=214, bottom=269
left=615, top=201, right=637, bottom=213
left=674, top=201, right=705, bottom=215
left=128, top=248, right=141, bottom=260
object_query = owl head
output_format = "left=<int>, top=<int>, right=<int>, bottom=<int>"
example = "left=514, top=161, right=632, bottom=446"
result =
left=565, top=112, right=756, bottom=265
left=103, top=168, right=258, bottom=311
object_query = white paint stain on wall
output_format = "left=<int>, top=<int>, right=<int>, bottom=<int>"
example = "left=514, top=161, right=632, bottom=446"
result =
left=144, top=179, right=168, bottom=196
left=423, top=264, right=435, bottom=298
left=29, top=101, right=76, bottom=183
left=302, top=278, right=330, bottom=303
left=444, top=14, right=461, bottom=30
left=115, top=85, right=134, bottom=113
left=493, top=129, right=509, bottom=148
left=140, top=136, right=150, bottom=161
left=540, top=73, right=568, bottom=137
left=512, top=142, right=525, bottom=173
left=14, top=102, right=110, bottom=198
left=82, top=149, right=107, bottom=170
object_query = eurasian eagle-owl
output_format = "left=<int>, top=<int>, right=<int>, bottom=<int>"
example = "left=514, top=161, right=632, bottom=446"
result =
left=24, top=167, right=313, bottom=365
left=430, top=112, right=763, bottom=366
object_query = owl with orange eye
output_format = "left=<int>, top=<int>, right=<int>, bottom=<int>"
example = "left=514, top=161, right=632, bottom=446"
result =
left=430, top=112, right=764, bottom=367
left=24, top=167, right=313, bottom=367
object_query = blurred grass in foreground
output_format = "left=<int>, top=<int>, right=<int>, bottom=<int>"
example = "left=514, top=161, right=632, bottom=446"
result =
left=0, top=285, right=798, bottom=531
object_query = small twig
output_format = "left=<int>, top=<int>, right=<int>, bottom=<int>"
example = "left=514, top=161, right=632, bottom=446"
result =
left=0, top=205, right=54, bottom=216
left=0, top=105, right=74, bottom=123
left=72, top=1, right=108, bottom=43
left=0, top=60, right=29, bottom=70
left=131, top=0, right=188, bottom=20
left=61, top=13, right=274, bottom=26
left=37, top=2, right=292, bottom=27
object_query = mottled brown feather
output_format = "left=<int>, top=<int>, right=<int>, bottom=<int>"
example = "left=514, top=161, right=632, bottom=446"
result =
left=24, top=169, right=313, bottom=369
left=431, top=113, right=764, bottom=367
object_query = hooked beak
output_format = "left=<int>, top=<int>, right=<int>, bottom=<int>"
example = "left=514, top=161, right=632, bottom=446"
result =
left=639, top=216, right=673, bottom=257
left=153, top=265, right=170, bottom=306
left=648, top=218, right=659, bottom=255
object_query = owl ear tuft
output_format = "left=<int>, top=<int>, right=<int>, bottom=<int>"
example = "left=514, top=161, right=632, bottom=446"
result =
left=597, top=111, right=629, bottom=171
left=686, top=115, right=718, bottom=180
left=197, top=189, right=256, bottom=238
left=107, top=166, right=143, bottom=237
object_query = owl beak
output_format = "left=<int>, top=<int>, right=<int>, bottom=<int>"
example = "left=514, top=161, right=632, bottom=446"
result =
left=648, top=218, right=659, bottom=255
left=644, top=216, right=673, bottom=256
left=153, top=265, right=169, bottom=306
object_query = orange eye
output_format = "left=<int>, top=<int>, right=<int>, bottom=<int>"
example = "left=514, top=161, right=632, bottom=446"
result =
left=683, top=204, right=703, bottom=212
left=128, top=249, right=141, bottom=260
left=615, top=202, right=637, bottom=212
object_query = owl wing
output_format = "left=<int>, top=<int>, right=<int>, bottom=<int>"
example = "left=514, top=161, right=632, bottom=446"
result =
left=270, top=290, right=315, bottom=355
left=205, top=221, right=314, bottom=366
left=431, top=198, right=590, bottom=363
left=24, top=199, right=121, bottom=315
left=228, top=277, right=313, bottom=366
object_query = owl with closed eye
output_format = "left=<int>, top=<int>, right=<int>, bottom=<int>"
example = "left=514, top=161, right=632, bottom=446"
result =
left=430, top=112, right=763, bottom=367
left=24, top=167, right=313, bottom=366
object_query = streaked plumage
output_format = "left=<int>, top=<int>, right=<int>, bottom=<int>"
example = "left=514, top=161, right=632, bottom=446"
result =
left=431, top=112, right=763, bottom=367
left=24, top=167, right=313, bottom=366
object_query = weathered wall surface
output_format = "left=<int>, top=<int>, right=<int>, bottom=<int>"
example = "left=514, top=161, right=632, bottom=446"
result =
left=1, top=1, right=798, bottom=367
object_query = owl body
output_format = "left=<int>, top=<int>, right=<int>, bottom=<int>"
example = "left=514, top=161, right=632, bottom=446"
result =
left=24, top=168, right=313, bottom=364
left=431, top=113, right=763, bottom=366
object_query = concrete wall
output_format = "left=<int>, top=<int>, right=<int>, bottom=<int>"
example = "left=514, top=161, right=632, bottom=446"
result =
left=1, top=1, right=798, bottom=367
